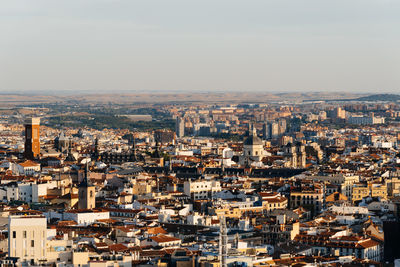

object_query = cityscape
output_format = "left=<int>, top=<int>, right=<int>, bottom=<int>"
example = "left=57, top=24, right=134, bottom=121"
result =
left=0, top=93, right=399, bottom=266
left=3, top=0, right=400, bottom=266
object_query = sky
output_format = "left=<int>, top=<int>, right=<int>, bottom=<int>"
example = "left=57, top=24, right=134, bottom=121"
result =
left=1, top=0, right=400, bottom=94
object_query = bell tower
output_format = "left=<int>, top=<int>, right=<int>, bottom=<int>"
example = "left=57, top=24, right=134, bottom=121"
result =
left=24, top=117, right=40, bottom=159
left=78, top=162, right=96, bottom=210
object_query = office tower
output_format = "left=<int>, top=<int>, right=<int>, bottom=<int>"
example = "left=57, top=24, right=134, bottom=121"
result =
left=175, top=117, right=185, bottom=138
left=262, top=123, right=268, bottom=140
left=8, top=215, right=47, bottom=264
left=24, top=117, right=40, bottom=159
left=334, top=107, right=346, bottom=119
left=278, top=119, right=287, bottom=135
left=265, top=121, right=279, bottom=139
left=78, top=163, right=96, bottom=210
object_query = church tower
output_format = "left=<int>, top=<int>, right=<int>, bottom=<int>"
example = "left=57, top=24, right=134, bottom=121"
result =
left=78, top=163, right=96, bottom=210
left=24, top=117, right=40, bottom=159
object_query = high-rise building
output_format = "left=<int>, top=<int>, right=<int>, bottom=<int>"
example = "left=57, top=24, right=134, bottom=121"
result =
left=8, top=215, right=47, bottom=264
left=24, top=117, right=40, bottom=159
left=278, top=119, right=287, bottom=135
left=175, top=117, right=185, bottom=138
left=334, top=107, right=346, bottom=119
left=264, top=121, right=279, bottom=140
left=78, top=164, right=96, bottom=210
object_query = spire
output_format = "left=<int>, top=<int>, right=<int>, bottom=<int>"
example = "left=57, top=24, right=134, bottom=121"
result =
left=79, top=159, right=93, bottom=187
left=94, top=137, right=99, bottom=155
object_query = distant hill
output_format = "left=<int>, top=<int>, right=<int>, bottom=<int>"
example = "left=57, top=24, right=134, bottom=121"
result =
left=354, top=94, right=400, bottom=102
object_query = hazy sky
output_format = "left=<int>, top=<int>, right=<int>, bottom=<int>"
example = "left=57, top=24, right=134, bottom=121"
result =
left=1, top=0, right=400, bottom=93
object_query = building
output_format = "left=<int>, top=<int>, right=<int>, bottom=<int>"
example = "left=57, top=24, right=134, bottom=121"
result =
left=183, top=180, right=221, bottom=200
left=54, top=131, right=70, bottom=152
left=348, top=113, right=385, bottom=125
left=92, top=138, right=139, bottom=164
left=348, top=112, right=385, bottom=125
left=352, top=183, right=388, bottom=203
left=175, top=117, right=185, bottom=138
left=240, top=124, right=265, bottom=166
left=284, top=142, right=306, bottom=168
left=8, top=215, right=47, bottom=264
left=154, top=129, right=175, bottom=144
left=24, top=117, right=40, bottom=160
left=334, top=107, right=346, bottom=119
left=263, top=121, right=279, bottom=140
left=78, top=165, right=96, bottom=210
left=17, top=160, right=41, bottom=176
left=63, top=209, right=110, bottom=225
left=309, top=174, right=359, bottom=201
left=290, top=184, right=324, bottom=214
left=262, top=215, right=300, bottom=245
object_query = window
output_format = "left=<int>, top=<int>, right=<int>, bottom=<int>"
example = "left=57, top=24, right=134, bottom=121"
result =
left=31, top=240, right=34, bottom=247
left=23, top=231, right=26, bottom=238
left=12, top=231, right=16, bottom=238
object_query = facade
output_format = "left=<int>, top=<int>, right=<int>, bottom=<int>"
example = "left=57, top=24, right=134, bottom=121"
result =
left=348, top=114, right=385, bottom=125
left=240, top=124, right=265, bottom=165
left=309, top=175, right=359, bottom=201
left=154, top=129, right=175, bottom=144
left=262, top=215, right=300, bottom=245
left=352, top=183, right=388, bottom=203
left=183, top=180, right=221, bottom=200
left=284, top=142, right=306, bottom=168
left=263, top=121, right=279, bottom=140
left=175, top=117, right=185, bottom=138
left=93, top=138, right=138, bottom=165
left=78, top=166, right=96, bottom=210
left=8, top=215, right=47, bottom=264
left=290, top=185, right=324, bottom=214
left=24, top=117, right=40, bottom=160
left=63, top=210, right=110, bottom=225
left=17, top=160, right=41, bottom=176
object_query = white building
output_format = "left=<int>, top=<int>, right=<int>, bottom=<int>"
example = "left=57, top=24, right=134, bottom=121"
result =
left=183, top=180, right=221, bottom=200
left=8, top=215, right=47, bottom=265
left=63, top=210, right=110, bottom=225
left=347, top=114, right=385, bottom=125
left=16, top=160, right=41, bottom=176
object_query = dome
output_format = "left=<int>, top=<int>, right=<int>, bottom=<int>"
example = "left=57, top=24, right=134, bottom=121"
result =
left=243, top=135, right=263, bottom=146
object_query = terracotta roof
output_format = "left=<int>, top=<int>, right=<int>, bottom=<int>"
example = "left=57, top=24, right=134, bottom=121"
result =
left=358, top=239, right=380, bottom=248
left=146, top=226, right=167, bottom=235
left=19, top=160, right=40, bottom=167
left=108, top=243, right=129, bottom=252
left=150, top=234, right=181, bottom=243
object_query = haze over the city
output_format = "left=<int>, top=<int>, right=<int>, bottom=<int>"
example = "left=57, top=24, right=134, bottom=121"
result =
left=1, top=0, right=400, bottom=93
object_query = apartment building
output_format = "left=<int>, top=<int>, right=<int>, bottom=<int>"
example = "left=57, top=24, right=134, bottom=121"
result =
left=183, top=180, right=221, bottom=200
left=8, top=215, right=47, bottom=265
